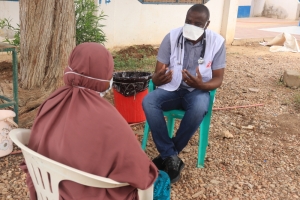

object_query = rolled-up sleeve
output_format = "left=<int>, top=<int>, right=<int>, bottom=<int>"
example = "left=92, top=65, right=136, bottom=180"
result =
left=157, top=33, right=171, bottom=65
left=211, top=41, right=226, bottom=70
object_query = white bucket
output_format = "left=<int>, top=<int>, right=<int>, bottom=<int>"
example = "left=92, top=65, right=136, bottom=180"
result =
left=0, top=110, right=18, bottom=157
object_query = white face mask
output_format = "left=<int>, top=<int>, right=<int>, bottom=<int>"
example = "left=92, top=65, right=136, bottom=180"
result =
left=100, top=78, right=113, bottom=97
left=183, top=23, right=206, bottom=41
left=65, top=66, right=113, bottom=97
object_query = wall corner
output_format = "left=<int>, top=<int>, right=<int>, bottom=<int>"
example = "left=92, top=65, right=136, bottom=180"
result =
left=220, top=0, right=239, bottom=44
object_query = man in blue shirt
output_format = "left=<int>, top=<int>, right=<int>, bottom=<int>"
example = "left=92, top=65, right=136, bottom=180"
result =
left=142, top=4, right=226, bottom=183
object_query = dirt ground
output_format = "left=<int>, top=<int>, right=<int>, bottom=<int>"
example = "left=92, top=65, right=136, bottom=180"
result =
left=113, top=44, right=158, bottom=60
left=0, top=43, right=300, bottom=200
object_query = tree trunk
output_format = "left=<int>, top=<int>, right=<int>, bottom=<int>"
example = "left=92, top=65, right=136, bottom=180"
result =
left=18, top=0, right=76, bottom=127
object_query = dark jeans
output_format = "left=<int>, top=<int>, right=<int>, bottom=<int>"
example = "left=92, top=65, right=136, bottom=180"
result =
left=142, top=88, right=209, bottom=159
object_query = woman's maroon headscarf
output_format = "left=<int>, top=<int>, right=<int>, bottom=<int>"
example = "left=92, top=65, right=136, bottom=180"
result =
left=21, top=43, right=158, bottom=200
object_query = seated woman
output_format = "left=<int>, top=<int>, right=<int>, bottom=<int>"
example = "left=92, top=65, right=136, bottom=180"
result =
left=20, top=42, right=170, bottom=200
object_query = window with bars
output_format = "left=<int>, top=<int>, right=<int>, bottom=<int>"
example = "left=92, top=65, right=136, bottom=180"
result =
left=138, top=0, right=209, bottom=4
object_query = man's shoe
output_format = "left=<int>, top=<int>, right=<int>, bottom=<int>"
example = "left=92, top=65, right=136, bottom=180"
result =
left=163, top=155, right=185, bottom=184
left=152, top=155, right=164, bottom=170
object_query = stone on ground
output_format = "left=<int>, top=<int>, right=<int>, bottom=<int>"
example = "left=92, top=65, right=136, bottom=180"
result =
left=283, top=69, right=300, bottom=88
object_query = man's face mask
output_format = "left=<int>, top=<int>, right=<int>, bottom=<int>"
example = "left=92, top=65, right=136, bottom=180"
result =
left=183, top=22, right=207, bottom=41
left=100, top=78, right=113, bottom=97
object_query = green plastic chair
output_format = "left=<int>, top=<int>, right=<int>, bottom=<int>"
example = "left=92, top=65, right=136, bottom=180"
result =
left=0, top=43, right=19, bottom=124
left=141, top=80, right=216, bottom=168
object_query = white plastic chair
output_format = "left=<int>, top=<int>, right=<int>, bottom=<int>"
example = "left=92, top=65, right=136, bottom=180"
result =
left=9, top=128, right=153, bottom=200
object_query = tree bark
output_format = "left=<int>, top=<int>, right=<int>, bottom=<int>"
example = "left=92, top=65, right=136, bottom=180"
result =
left=18, top=0, right=76, bottom=127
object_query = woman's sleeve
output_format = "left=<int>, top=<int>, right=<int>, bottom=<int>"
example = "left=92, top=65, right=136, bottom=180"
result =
left=107, top=125, right=159, bottom=190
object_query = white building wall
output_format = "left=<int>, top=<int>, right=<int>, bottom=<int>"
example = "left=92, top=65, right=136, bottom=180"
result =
left=297, top=3, right=300, bottom=21
left=0, top=1, right=19, bottom=40
left=239, top=0, right=252, bottom=6
left=221, top=0, right=239, bottom=41
left=263, top=0, right=299, bottom=19
left=0, top=1, right=19, bottom=27
left=100, top=0, right=238, bottom=48
left=251, top=0, right=299, bottom=20
left=0, top=0, right=239, bottom=49
left=251, top=0, right=265, bottom=17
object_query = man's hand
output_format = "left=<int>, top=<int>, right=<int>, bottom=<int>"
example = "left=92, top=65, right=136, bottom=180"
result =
left=182, top=68, right=203, bottom=89
left=152, top=62, right=173, bottom=86
left=182, top=68, right=225, bottom=91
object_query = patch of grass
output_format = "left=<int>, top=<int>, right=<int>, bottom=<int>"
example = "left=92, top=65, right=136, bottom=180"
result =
left=276, top=81, right=284, bottom=86
left=136, top=48, right=153, bottom=58
left=276, top=76, right=285, bottom=86
left=294, top=93, right=300, bottom=108
left=113, top=54, right=156, bottom=72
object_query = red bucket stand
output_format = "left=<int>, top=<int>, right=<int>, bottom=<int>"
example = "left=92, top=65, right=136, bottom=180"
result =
left=113, top=88, right=148, bottom=123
